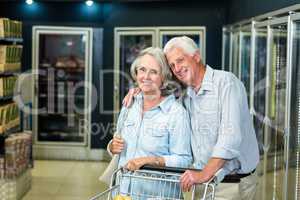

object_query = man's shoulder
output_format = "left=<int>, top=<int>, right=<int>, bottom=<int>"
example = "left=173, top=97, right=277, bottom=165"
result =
left=210, top=68, right=242, bottom=90
left=212, top=68, right=237, bottom=83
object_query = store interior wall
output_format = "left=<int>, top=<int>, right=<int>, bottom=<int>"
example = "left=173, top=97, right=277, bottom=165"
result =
left=0, top=0, right=297, bottom=150
left=228, top=0, right=299, bottom=23
left=0, top=1, right=228, bottom=149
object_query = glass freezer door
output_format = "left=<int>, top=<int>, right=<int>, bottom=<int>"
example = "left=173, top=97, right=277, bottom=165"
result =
left=33, top=27, right=92, bottom=145
left=265, top=23, right=288, bottom=200
left=240, top=31, right=251, bottom=104
left=253, top=27, right=267, bottom=155
left=252, top=26, right=268, bottom=200
left=286, top=19, right=300, bottom=200
left=222, top=30, right=231, bottom=71
left=231, top=31, right=240, bottom=77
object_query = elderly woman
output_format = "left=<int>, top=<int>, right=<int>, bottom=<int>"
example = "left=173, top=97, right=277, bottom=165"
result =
left=108, top=47, right=192, bottom=199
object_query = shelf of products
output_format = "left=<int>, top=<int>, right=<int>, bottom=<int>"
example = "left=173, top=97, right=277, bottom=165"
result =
left=0, top=17, right=32, bottom=200
left=222, top=5, right=300, bottom=200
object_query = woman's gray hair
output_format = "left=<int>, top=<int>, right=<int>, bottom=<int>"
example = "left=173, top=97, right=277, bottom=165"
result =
left=163, top=36, right=199, bottom=55
left=130, top=47, right=178, bottom=96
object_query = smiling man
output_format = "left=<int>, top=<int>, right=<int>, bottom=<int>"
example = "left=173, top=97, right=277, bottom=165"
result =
left=163, top=36, right=259, bottom=200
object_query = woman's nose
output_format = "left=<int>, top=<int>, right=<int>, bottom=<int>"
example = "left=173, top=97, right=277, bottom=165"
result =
left=144, top=71, right=151, bottom=79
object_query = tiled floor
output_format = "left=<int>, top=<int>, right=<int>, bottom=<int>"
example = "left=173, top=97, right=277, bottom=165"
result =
left=22, top=160, right=109, bottom=200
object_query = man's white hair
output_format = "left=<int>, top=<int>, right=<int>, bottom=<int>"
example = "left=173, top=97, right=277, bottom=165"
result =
left=163, top=36, right=199, bottom=55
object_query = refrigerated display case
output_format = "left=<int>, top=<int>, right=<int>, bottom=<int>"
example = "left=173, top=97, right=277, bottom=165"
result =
left=286, top=13, right=300, bottom=200
left=32, top=26, right=93, bottom=146
left=265, top=21, right=288, bottom=200
left=222, top=4, right=300, bottom=200
left=222, top=28, right=231, bottom=71
left=113, top=27, right=206, bottom=123
left=231, top=30, right=240, bottom=77
left=113, top=28, right=156, bottom=122
left=240, top=27, right=251, bottom=102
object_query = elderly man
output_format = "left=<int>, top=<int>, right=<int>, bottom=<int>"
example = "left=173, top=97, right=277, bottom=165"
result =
left=123, top=36, right=259, bottom=200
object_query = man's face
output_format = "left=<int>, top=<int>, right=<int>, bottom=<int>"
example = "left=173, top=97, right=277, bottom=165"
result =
left=165, top=47, right=199, bottom=86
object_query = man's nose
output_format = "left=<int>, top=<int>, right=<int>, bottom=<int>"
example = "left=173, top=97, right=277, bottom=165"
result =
left=174, top=63, right=182, bottom=73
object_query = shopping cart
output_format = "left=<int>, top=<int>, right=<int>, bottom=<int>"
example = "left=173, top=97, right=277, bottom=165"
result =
left=89, top=165, right=217, bottom=200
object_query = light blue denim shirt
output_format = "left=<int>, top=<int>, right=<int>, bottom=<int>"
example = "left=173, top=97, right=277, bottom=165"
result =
left=184, top=65, right=259, bottom=181
left=117, top=93, right=192, bottom=197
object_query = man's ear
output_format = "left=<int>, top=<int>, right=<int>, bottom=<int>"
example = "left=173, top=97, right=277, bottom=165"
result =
left=192, top=50, right=201, bottom=63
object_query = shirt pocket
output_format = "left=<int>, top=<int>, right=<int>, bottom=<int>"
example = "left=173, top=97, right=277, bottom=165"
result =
left=141, top=126, right=169, bottom=154
left=197, top=94, right=218, bottom=113
left=120, top=121, right=135, bottom=139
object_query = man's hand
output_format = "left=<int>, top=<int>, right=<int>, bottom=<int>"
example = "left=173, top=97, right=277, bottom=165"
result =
left=109, top=136, right=125, bottom=155
left=122, top=88, right=141, bottom=108
left=180, top=170, right=213, bottom=192
left=180, top=158, right=226, bottom=192
left=125, top=157, right=147, bottom=171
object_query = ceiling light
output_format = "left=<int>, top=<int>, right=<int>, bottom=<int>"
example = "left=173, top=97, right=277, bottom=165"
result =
left=86, top=0, right=94, bottom=7
left=26, top=0, right=33, bottom=5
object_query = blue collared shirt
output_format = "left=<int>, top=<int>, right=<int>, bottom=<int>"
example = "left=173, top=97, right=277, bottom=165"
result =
left=184, top=65, right=259, bottom=181
left=117, top=93, right=192, bottom=196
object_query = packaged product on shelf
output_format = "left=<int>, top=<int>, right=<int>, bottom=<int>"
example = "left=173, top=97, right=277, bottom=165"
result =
left=7, top=45, right=11, bottom=63
left=5, top=104, right=11, bottom=126
left=0, top=157, right=4, bottom=178
left=0, top=78, right=3, bottom=97
left=0, top=44, right=22, bottom=72
left=0, top=18, right=10, bottom=38
left=0, top=106, right=5, bottom=134
left=0, top=45, right=8, bottom=64
left=16, top=21, right=22, bottom=38
left=4, top=133, right=32, bottom=178
left=10, top=21, right=17, bottom=38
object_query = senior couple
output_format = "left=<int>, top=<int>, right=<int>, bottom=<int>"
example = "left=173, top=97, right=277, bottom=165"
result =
left=107, top=36, right=259, bottom=200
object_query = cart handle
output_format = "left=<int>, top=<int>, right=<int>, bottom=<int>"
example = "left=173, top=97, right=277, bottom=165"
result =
left=140, top=164, right=200, bottom=174
left=141, top=165, right=240, bottom=183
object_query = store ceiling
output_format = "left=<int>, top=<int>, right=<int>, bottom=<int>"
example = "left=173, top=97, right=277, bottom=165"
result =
left=1, top=0, right=180, bottom=2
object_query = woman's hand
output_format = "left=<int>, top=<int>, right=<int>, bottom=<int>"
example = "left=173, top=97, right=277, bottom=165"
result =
left=109, top=135, right=125, bottom=155
left=122, top=88, right=141, bottom=108
left=125, top=156, right=165, bottom=171
left=125, top=157, right=148, bottom=171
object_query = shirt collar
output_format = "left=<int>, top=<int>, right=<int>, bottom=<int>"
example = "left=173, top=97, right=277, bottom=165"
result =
left=187, top=65, right=214, bottom=97
left=135, top=93, right=175, bottom=114
left=158, top=94, right=175, bottom=113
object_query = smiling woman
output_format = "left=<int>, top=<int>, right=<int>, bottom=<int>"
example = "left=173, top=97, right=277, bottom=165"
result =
left=107, top=47, right=192, bottom=199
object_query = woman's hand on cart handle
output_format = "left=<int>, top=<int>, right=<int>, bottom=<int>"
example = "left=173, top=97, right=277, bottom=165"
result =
left=125, top=156, right=165, bottom=171
left=109, top=135, right=125, bottom=155
left=125, top=157, right=148, bottom=171
left=122, top=88, right=141, bottom=108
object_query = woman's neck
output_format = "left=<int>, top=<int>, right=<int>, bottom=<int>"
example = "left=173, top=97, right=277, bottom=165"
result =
left=143, top=92, right=165, bottom=112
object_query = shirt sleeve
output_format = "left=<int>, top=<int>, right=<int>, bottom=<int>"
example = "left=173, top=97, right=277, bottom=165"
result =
left=211, top=77, right=243, bottom=160
left=107, top=106, right=128, bottom=157
left=162, top=106, right=193, bottom=168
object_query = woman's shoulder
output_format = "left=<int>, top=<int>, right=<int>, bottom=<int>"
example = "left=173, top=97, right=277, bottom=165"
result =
left=167, top=95, right=187, bottom=114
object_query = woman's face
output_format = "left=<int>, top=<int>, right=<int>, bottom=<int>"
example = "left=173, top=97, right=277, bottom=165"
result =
left=136, top=54, right=163, bottom=95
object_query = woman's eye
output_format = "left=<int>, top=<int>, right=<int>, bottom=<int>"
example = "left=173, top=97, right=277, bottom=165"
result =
left=138, top=67, right=146, bottom=72
left=150, top=70, right=158, bottom=75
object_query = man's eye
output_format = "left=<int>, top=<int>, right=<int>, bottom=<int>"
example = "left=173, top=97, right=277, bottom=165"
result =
left=177, top=58, right=184, bottom=64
